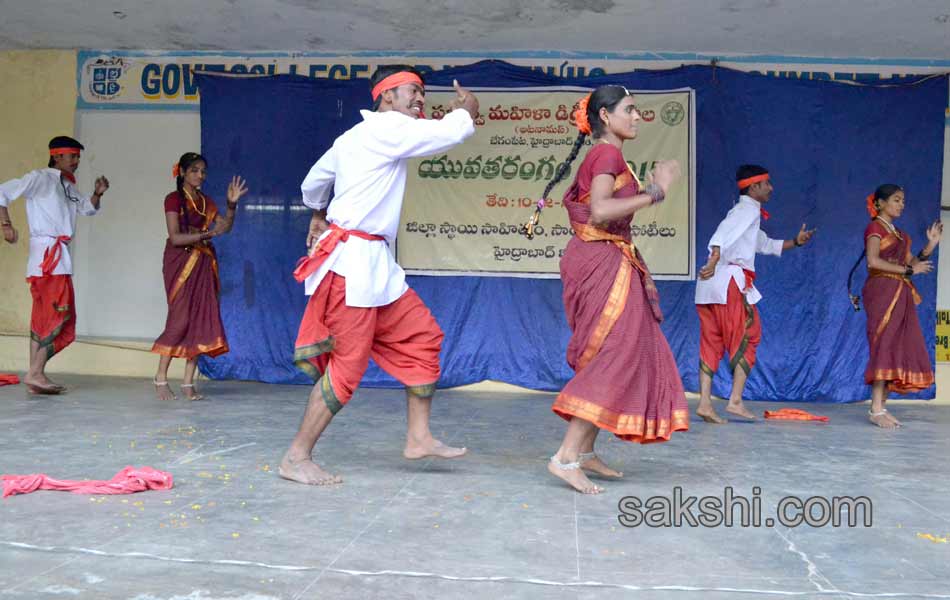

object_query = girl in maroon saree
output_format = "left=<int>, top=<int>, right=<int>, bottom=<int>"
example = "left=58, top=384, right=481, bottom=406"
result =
left=861, top=184, right=941, bottom=428
left=536, top=86, right=689, bottom=494
left=151, top=152, right=248, bottom=400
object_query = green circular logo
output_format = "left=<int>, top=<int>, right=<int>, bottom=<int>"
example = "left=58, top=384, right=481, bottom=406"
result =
left=660, top=101, right=685, bottom=126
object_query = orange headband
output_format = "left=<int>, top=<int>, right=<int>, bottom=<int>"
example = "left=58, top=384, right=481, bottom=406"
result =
left=371, top=72, right=423, bottom=101
left=49, top=148, right=80, bottom=156
left=172, top=163, right=180, bottom=178
left=737, top=173, right=769, bottom=189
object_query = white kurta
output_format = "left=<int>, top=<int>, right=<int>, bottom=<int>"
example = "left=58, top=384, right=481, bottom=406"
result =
left=0, top=168, right=98, bottom=277
left=694, top=195, right=783, bottom=306
left=300, top=108, right=475, bottom=307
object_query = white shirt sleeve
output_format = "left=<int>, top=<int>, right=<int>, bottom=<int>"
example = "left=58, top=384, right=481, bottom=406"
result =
left=756, top=229, right=784, bottom=256
left=369, top=109, right=475, bottom=160
left=77, top=187, right=99, bottom=216
left=0, top=171, right=41, bottom=207
left=708, top=203, right=758, bottom=252
left=301, top=145, right=338, bottom=210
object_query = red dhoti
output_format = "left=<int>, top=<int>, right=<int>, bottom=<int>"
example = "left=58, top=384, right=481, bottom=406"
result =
left=696, top=279, right=761, bottom=376
left=294, top=273, right=443, bottom=414
left=27, top=274, right=76, bottom=360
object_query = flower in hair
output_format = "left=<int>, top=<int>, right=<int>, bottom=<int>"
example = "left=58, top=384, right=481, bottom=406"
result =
left=865, top=193, right=878, bottom=219
left=573, top=93, right=592, bottom=135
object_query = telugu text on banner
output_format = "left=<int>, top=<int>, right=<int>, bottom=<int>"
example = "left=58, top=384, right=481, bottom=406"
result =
left=397, top=86, right=695, bottom=279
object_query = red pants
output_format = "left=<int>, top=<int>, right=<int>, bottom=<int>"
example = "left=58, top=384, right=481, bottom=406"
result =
left=294, top=273, right=443, bottom=414
left=696, top=280, right=761, bottom=376
left=27, top=274, right=76, bottom=360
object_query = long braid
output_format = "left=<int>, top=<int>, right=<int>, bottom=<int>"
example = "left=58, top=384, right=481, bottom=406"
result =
left=520, top=85, right=630, bottom=239
left=521, top=132, right=588, bottom=239
left=541, top=132, right=587, bottom=200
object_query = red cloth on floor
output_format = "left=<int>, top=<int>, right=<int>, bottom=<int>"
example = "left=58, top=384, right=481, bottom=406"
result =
left=763, top=408, right=829, bottom=422
left=0, top=374, right=19, bottom=386
left=2, top=466, right=173, bottom=498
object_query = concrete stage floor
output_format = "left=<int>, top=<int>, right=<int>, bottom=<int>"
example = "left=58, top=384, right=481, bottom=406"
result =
left=1, top=375, right=948, bottom=599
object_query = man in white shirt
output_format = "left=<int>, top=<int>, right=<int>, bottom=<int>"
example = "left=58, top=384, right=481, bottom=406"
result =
left=0, top=136, right=110, bottom=394
left=694, top=165, right=814, bottom=423
left=280, top=66, right=480, bottom=486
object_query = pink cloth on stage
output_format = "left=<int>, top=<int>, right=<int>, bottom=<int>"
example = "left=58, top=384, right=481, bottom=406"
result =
left=0, top=374, right=20, bottom=386
left=2, top=466, right=173, bottom=498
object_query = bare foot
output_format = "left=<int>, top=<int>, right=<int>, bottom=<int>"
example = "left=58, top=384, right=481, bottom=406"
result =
left=696, top=406, right=728, bottom=424
left=548, top=457, right=604, bottom=494
left=403, top=437, right=467, bottom=460
left=24, top=376, right=63, bottom=395
left=181, top=383, right=204, bottom=401
left=154, top=379, right=176, bottom=401
left=279, top=453, right=342, bottom=485
left=579, top=453, right=623, bottom=478
left=725, top=402, right=758, bottom=420
left=28, top=373, right=64, bottom=388
left=25, top=383, right=61, bottom=395
left=884, top=410, right=903, bottom=427
left=869, top=410, right=898, bottom=429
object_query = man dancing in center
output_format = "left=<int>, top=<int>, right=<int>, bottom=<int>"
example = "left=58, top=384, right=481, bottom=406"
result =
left=694, top=165, right=814, bottom=423
left=280, top=66, right=479, bottom=485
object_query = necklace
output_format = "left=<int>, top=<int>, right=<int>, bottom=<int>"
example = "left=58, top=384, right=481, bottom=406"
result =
left=183, top=187, right=207, bottom=217
left=875, top=216, right=901, bottom=240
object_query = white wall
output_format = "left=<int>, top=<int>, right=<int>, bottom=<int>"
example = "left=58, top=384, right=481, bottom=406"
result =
left=73, top=111, right=200, bottom=340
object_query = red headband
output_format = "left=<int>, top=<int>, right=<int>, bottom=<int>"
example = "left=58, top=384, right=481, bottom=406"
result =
left=371, top=72, right=423, bottom=101
left=49, top=148, right=80, bottom=157
left=737, top=173, right=769, bottom=189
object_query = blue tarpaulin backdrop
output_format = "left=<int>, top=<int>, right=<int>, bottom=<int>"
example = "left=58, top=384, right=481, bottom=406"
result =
left=195, top=62, right=946, bottom=402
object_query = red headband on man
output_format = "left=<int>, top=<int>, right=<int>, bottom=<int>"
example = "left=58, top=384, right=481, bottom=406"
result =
left=737, top=173, right=769, bottom=189
left=49, top=148, right=81, bottom=157
left=371, top=72, right=423, bottom=101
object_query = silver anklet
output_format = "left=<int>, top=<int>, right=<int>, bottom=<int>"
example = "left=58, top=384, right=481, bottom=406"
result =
left=549, top=456, right=581, bottom=471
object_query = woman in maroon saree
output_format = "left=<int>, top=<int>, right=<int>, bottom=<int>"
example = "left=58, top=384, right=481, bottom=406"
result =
left=152, top=152, right=248, bottom=400
left=862, top=184, right=941, bottom=428
left=537, top=86, right=689, bottom=494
